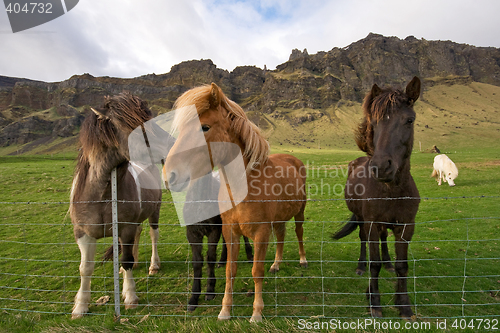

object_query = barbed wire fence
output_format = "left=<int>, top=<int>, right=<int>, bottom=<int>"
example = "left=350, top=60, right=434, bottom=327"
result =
left=1, top=194, right=499, bottom=322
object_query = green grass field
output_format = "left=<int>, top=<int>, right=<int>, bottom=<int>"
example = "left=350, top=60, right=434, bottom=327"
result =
left=0, top=79, right=499, bottom=332
left=0, top=144, right=499, bottom=332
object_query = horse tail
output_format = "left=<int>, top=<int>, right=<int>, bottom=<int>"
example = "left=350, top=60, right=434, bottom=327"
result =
left=431, top=169, right=437, bottom=178
left=102, top=241, right=122, bottom=261
left=332, top=214, right=360, bottom=240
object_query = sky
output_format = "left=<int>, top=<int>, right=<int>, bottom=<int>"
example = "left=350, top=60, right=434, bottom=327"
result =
left=1, top=0, right=499, bottom=83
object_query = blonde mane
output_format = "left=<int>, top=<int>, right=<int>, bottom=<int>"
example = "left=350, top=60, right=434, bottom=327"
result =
left=173, top=84, right=269, bottom=172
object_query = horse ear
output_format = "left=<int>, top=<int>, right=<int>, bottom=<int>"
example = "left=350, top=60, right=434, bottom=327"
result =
left=209, top=82, right=221, bottom=108
left=405, top=76, right=421, bottom=103
left=371, top=84, right=383, bottom=99
left=91, top=107, right=109, bottom=120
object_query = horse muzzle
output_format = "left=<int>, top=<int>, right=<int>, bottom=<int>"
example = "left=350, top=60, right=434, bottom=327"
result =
left=164, top=169, right=190, bottom=192
left=369, top=156, right=396, bottom=183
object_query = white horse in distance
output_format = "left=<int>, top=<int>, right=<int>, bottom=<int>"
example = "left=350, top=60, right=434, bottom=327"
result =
left=431, top=154, right=458, bottom=186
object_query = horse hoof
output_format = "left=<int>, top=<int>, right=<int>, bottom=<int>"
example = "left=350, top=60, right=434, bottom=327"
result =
left=188, top=304, right=197, bottom=312
left=124, top=296, right=139, bottom=310
left=247, top=256, right=254, bottom=263
left=250, top=314, right=263, bottom=323
left=149, top=266, right=160, bottom=275
left=300, top=261, right=308, bottom=269
left=205, top=293, right=216, bottom=301
left=218, top=311, right=231, bottom=320
left=268, top=266, right=279, bottom=273
left=399, top=308, right=414, bottom=319
left=71, top=311, right=86, bottom=320
left=355, top=269, right=365, bottom=276
left=370, top=308, right=383, bottom=318
left=217, top=262, right=226, bottom=268
left=125, top=302, right=138, bottom=310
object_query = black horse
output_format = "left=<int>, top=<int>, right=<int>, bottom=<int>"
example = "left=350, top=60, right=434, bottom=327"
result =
left=333, top=77, right=421, bottom=319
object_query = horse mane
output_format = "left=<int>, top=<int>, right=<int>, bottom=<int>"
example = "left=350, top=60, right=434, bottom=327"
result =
left=72, top=93, right=153, bottom=202
left=355, top=88, right=415, bottom=156
left=173, top=84, right=269, bottom=173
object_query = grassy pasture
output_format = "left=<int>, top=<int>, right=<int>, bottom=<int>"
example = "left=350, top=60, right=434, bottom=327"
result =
left=0, top=146, right=499, bottom=332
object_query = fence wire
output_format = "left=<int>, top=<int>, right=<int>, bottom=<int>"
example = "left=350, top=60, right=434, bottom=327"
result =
left=0, top=195, right=499, bottom=321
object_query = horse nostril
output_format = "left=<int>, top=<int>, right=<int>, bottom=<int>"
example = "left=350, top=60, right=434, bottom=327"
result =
left=387, top=159, right=392, bottom=167
left=169, top=171, right=177, bottom=185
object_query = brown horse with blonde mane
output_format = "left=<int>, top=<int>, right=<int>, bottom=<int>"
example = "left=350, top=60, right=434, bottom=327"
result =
left=333, top=77, right=421, bottom=318
left=164, top=83, right=307, bottom=322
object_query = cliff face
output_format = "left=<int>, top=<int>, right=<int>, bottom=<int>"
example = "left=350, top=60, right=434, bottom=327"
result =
left=1, top=33, right=500, bottom=151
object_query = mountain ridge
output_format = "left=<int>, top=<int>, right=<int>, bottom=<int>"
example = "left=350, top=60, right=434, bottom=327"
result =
left=1, top=33, right=500, bottom=154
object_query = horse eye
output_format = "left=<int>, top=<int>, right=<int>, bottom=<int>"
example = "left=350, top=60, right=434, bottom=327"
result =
left=201, top=125, right=211, bottom=132
left=406, top=117, right=415, bottom=125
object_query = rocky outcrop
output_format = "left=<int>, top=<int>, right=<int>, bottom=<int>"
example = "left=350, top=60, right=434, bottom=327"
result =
left=2, top=33, right=500, bottom=150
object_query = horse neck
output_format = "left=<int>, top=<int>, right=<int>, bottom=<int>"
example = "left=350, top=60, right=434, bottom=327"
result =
left=74, top=149, right=127, bottom=202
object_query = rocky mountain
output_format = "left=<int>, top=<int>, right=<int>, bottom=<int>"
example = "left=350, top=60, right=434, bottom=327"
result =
left=1, top=33, right=500, bottom=154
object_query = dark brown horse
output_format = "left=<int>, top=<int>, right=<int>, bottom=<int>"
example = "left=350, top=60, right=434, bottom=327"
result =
left=70, top=93, right=166, bottom=319
left=333, top=77, right=421, bottom=319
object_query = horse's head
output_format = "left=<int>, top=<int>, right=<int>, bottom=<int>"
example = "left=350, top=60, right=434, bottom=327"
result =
left=360, top=77, right=421, bottom=182
left=81, top=92, right=173, bottom=168
left=80, top=93, right=154, bottom=164
left=164, top=83, right=268, bottom=192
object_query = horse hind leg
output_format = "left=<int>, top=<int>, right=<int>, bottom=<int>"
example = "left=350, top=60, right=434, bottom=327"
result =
left=381, top=228, right=395, bottom=273
left=243, top=236, right=254, bottom=262
left=148, top=212, right=161, bottom=275
left=269, top=222, right=286, bottom=273
left=120, top=232, right=139, bottom=309
left=72, top=234, right=97, bottom=319
left=294, top=211, right=308, bottom=268
left=132, top=224, right=142, bottom=269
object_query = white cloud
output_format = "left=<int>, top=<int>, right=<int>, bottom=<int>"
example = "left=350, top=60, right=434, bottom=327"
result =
left=0, top=0, right=499, bottom=82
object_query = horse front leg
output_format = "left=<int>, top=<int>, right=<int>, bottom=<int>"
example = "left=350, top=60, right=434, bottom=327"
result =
left=218, top=225, right=240, bottom=320
left=357, top=225, right=367, bottom=275
left=121, top=235, right=139, bottom=309
left=206, top=227, right=222, bottom=301
left=72, top=234, right=97, bottom=319
left=393, top=224, right=415, bottom=319
left=188, top=239, right=203, bottom=312
left=381, top=228, right=394, bottom=273
left=243, top=236, right=254, bottom=262
left=148, top=210, right=161, bottom=275
left=148, top=226, right=160, bottom=275
left=250, top=231, right=270, bottom=322
left=218, top=234, right=227, bottom=268
left=365, top=223, right=382, bottom=318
